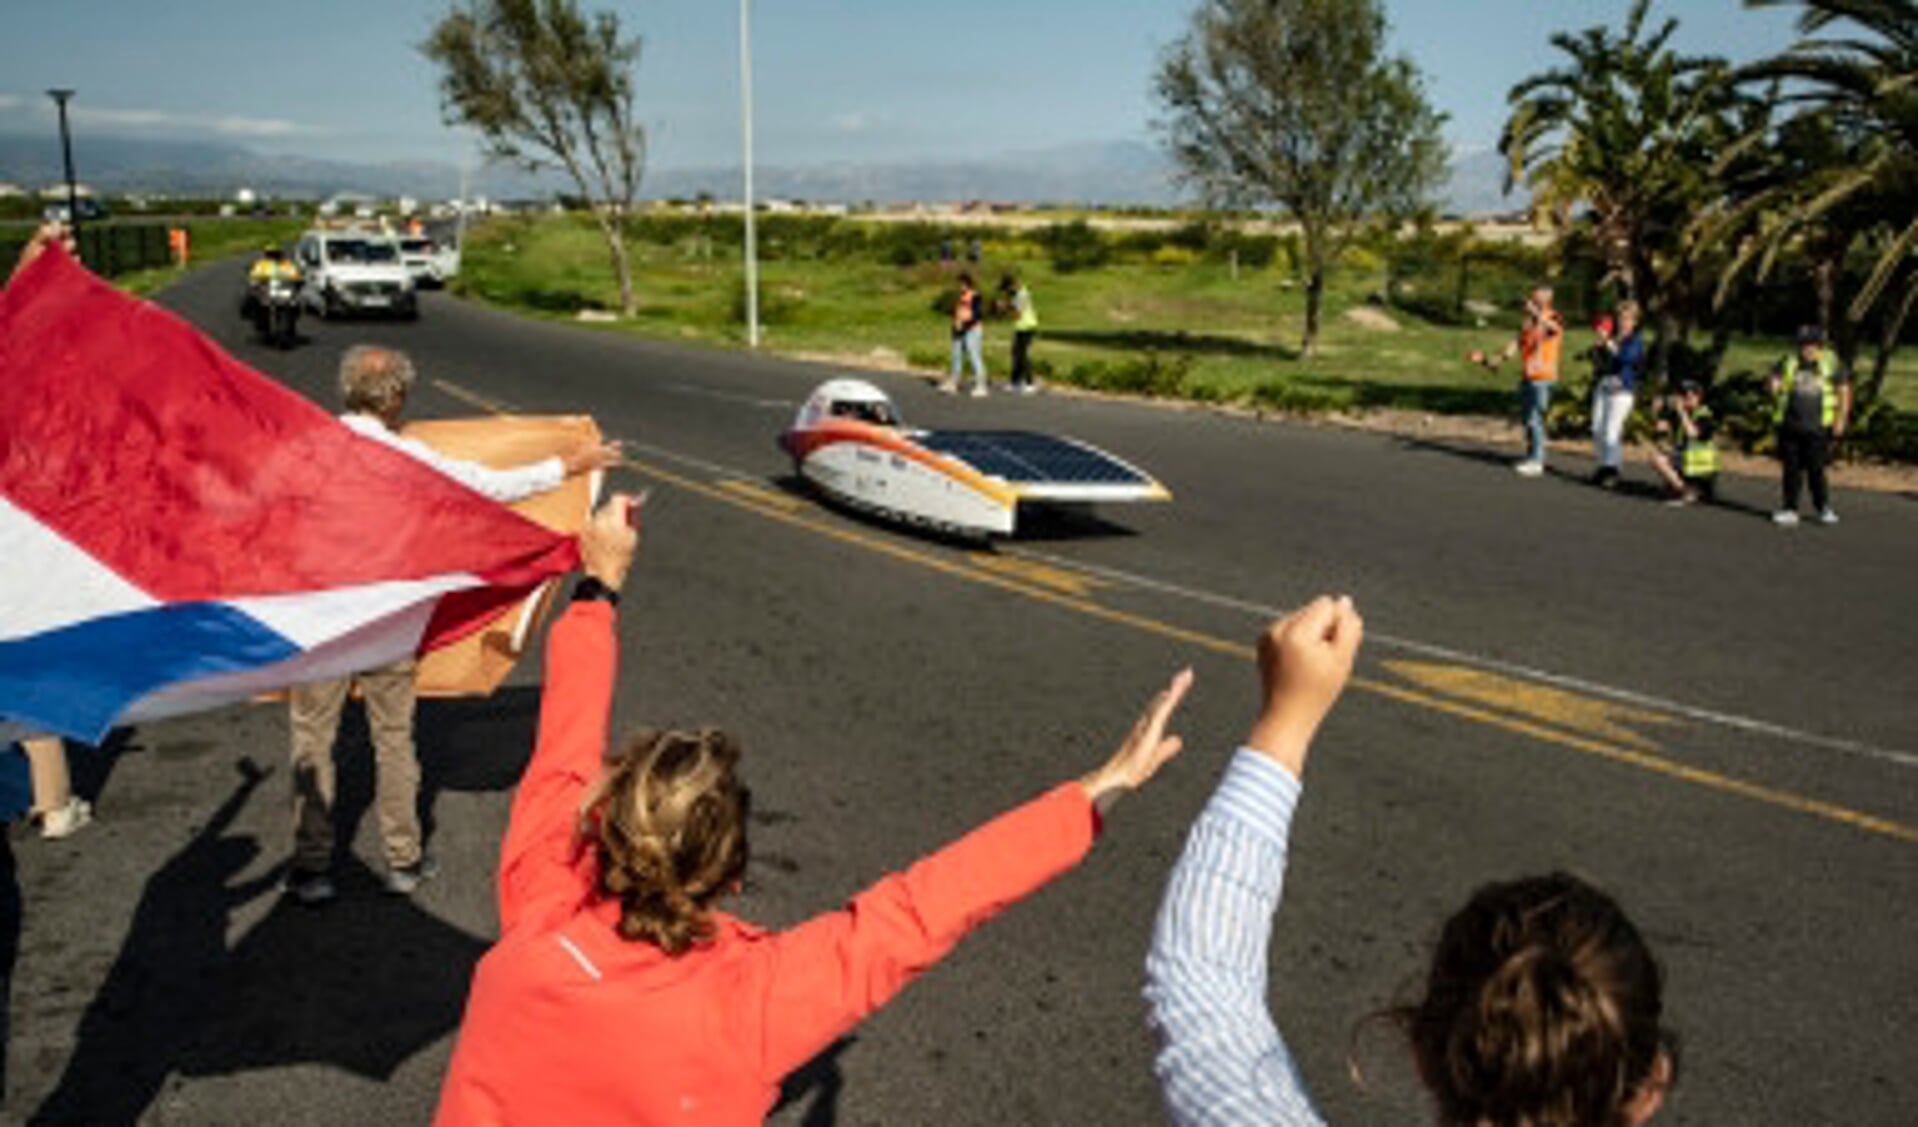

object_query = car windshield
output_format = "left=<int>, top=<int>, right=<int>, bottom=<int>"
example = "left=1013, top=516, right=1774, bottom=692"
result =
left=327, top=240, right=399, bottom=264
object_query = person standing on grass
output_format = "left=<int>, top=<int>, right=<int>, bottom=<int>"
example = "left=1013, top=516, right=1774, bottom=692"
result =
left=1003, top=272, right=1040, bottom=395
left=1469, top=283, right=1564, bottom=477
left=941, top=272, right=988, bottom=398
left=1769, top=325, right=1851, bottom=527
left=1591, top=301, right=1646, bottom=488
left=1649, top=381, right=1719, bottom=506
left=433, top=495, right=1197, bottom=1126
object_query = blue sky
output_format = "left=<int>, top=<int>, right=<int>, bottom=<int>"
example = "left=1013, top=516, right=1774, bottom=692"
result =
left=0, top=0, right=1805, bottom=171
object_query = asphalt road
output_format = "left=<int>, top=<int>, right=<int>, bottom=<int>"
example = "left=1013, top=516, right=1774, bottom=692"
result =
left=7, top=261, right=1915, bottom=1126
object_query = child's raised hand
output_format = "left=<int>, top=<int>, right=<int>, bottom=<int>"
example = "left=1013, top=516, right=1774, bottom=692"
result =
left=1246, top=596, right=1363, bottom=778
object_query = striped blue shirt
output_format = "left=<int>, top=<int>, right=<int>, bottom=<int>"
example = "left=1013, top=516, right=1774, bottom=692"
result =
left=1145, top=749, right=1326, bottom=1126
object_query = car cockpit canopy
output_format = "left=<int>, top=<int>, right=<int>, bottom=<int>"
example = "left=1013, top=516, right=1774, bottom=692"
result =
left=796, top=378, right=902, bottom=430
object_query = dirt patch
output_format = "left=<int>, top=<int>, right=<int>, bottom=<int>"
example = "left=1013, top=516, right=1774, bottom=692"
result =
left=1343, top=307, right=1401, bottom=332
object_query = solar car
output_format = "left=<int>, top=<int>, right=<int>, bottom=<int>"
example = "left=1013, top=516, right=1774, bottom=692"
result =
left=779, top=378, right=1169, bottom=538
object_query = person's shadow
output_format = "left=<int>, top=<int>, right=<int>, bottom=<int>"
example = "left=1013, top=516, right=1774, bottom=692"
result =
left=773, top=1036, right=855, bottom=1127
left=29, top=758, right=490, bottom=1127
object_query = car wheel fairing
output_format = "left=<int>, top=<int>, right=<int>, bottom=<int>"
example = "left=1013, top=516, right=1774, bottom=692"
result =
left=800, top=438, right=1015, bottom=538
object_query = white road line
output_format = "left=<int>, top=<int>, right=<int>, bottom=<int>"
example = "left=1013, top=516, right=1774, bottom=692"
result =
left=1001, top=544, right=1918, bottom=770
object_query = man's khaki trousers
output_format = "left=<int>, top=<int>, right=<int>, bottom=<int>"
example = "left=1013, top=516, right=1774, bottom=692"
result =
left=287, top=659, right=421, bottom=872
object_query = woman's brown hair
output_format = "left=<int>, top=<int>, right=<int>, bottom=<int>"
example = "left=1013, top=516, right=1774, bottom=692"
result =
left=1397, top=872, right=1674, bottom=1127
left=582, top=727, right=750, bottom=956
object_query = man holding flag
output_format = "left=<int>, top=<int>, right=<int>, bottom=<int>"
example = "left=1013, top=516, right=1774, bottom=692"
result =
left=287, top=346, right=621, bottom=903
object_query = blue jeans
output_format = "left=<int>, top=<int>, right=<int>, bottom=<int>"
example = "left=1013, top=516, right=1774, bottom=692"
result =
left=1520, top=379, right=1554, bottom=464
left=949, top=326, right=985, bottom=390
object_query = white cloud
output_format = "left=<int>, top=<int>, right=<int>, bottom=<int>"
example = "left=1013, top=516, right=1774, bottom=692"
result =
left=0, top=100, right=331, bottom=139
left=209, top=115, right=312, bottom=138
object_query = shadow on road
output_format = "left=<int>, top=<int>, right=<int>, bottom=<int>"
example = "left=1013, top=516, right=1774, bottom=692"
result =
left=28, top=759, right=488, bottom=1127
left=773, top=1037, right=855, bottom=1127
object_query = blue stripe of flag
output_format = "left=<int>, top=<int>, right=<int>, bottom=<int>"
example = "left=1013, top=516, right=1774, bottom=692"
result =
left=0, top=603, right=298, bottom=743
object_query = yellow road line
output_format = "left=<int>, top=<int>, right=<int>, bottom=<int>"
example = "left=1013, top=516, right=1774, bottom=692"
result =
left=714, top=479, right=807, bottom=512
left=432, top=378, right=1918, bottom=845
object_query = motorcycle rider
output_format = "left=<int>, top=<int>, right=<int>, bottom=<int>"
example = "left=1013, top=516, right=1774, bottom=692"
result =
left=245, top=244, right=304, bottom=344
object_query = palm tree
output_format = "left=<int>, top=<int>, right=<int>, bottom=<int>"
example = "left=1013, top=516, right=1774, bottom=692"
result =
left=1723, top=0, right=1916, bottom=402
left=1500, top=0, right=1742, bottom=372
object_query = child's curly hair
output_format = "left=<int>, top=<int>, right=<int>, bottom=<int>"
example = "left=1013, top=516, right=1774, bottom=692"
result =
left=581, top=727, right=750, bottom=955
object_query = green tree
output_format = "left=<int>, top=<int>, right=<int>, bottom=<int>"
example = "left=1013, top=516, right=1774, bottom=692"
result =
left=1724, top=0, right=1917, bottom=404
left=423, top=0, right=647, bottom=316
left=1155, top=0, right=1448, bottom=356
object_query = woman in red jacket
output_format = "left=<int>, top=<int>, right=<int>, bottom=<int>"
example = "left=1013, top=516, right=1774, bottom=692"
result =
left=435, top=496, right=1193, bottom=1126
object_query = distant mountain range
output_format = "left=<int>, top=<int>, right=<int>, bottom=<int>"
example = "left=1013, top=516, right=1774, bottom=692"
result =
left=0, top=133, right=1525, bottom=215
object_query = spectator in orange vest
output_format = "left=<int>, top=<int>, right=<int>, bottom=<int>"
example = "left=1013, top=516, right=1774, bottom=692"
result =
left=1470, top=283, right=1565, bottom=477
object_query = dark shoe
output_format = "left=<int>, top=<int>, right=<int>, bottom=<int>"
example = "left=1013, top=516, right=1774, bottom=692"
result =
left=284, top=868, right=338, bottom=907
left=383, top=855, right=440, bottom=896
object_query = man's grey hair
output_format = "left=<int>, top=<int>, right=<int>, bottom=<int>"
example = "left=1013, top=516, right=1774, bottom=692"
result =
left=339, top=345, right=417, bottom=416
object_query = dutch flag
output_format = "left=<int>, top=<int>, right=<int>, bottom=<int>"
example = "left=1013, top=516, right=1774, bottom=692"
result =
left=0, top=246, right=579, bottom=744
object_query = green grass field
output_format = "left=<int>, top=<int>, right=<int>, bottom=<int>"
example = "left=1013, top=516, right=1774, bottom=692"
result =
left=454, top=214, right=1917, bottom=428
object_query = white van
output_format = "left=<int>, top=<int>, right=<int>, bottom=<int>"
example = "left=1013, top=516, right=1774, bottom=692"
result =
left=294, top=230, right=418, bottom=319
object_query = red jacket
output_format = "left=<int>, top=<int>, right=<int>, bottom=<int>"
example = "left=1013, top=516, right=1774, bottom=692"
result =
left=434, top=601, right=1101, bottom=1126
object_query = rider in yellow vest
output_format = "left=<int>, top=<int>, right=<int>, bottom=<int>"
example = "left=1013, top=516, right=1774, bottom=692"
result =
left=248, top=245, right=301, bottom=285
left=1767, top=325, right=1851, bottom=527
left=1649, top=381, right=1719, bottom=506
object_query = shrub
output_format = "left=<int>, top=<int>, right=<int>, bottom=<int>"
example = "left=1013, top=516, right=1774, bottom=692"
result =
left=1151, top=245, right=1202, bottom=268
left=1249, top=380, right=1354, bottom=414
left=1035, top=220, right=1111, bottom=273
left=1058, top=352, right=1195, bottom=397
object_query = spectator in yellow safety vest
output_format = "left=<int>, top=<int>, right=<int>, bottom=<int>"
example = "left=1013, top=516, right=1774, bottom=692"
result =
left=1002, top=272, right=1040, bottom=395
left=1649, top=381, right=1719, bottom=507
left=1768, top=325, right=1851, bottom=527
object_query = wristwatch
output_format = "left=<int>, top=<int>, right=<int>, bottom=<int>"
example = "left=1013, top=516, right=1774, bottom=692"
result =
left=572, top=576, right=620, bottom=608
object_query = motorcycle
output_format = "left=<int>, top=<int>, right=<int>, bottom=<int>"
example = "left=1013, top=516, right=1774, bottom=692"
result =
left=248, top=275, right=303, bottom=349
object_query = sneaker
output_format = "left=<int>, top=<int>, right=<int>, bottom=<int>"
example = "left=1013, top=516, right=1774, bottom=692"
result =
left=1664, top=490, right=1695, bottom=508
left=1016, top=382, right=1038, bottom=396
left=383, top=855, right=440, bottom=896
left=284, top=868, right=338, bottom=906
left=1772, top=510, right=1800, bottom=527
left=34, top=796, right=91, bottom=840
left=968, top=384, right=989, bottom=399
left=1513, top=460, right=1544, bottom=478
left=1817, top=507, right=1839, bottom=526
left=936, top=380, right=958, bottom=395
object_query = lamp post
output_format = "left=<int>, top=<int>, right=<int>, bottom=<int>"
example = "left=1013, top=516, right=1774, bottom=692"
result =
left=739, top=0, right=760, bottom=349
left=46, top=89, right=79, bottom=238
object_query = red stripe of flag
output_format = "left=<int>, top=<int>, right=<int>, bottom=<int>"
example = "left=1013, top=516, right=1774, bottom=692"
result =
left=0, top=247, right=579, bottom=606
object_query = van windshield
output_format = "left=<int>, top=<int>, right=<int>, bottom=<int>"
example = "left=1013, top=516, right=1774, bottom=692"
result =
left=327, top=240, right=399, bottom=264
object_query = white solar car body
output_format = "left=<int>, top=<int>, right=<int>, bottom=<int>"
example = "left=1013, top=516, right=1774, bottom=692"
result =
left=779, top=379, right=1169, bottom=538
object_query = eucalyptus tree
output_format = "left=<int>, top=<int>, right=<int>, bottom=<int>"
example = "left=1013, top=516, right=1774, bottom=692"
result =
left=1156, top=0, right=1448, bottom=356
left=424, top=0, right=647, bottom=316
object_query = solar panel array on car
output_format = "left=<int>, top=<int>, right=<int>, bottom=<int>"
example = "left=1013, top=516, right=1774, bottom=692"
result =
left=919, top=431, right=1148, bottom=484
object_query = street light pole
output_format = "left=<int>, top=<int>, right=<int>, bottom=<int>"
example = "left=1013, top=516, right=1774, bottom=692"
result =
left=47, top=89, right=79, bottom=239
left=739, top=0, right=760, bottom=349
